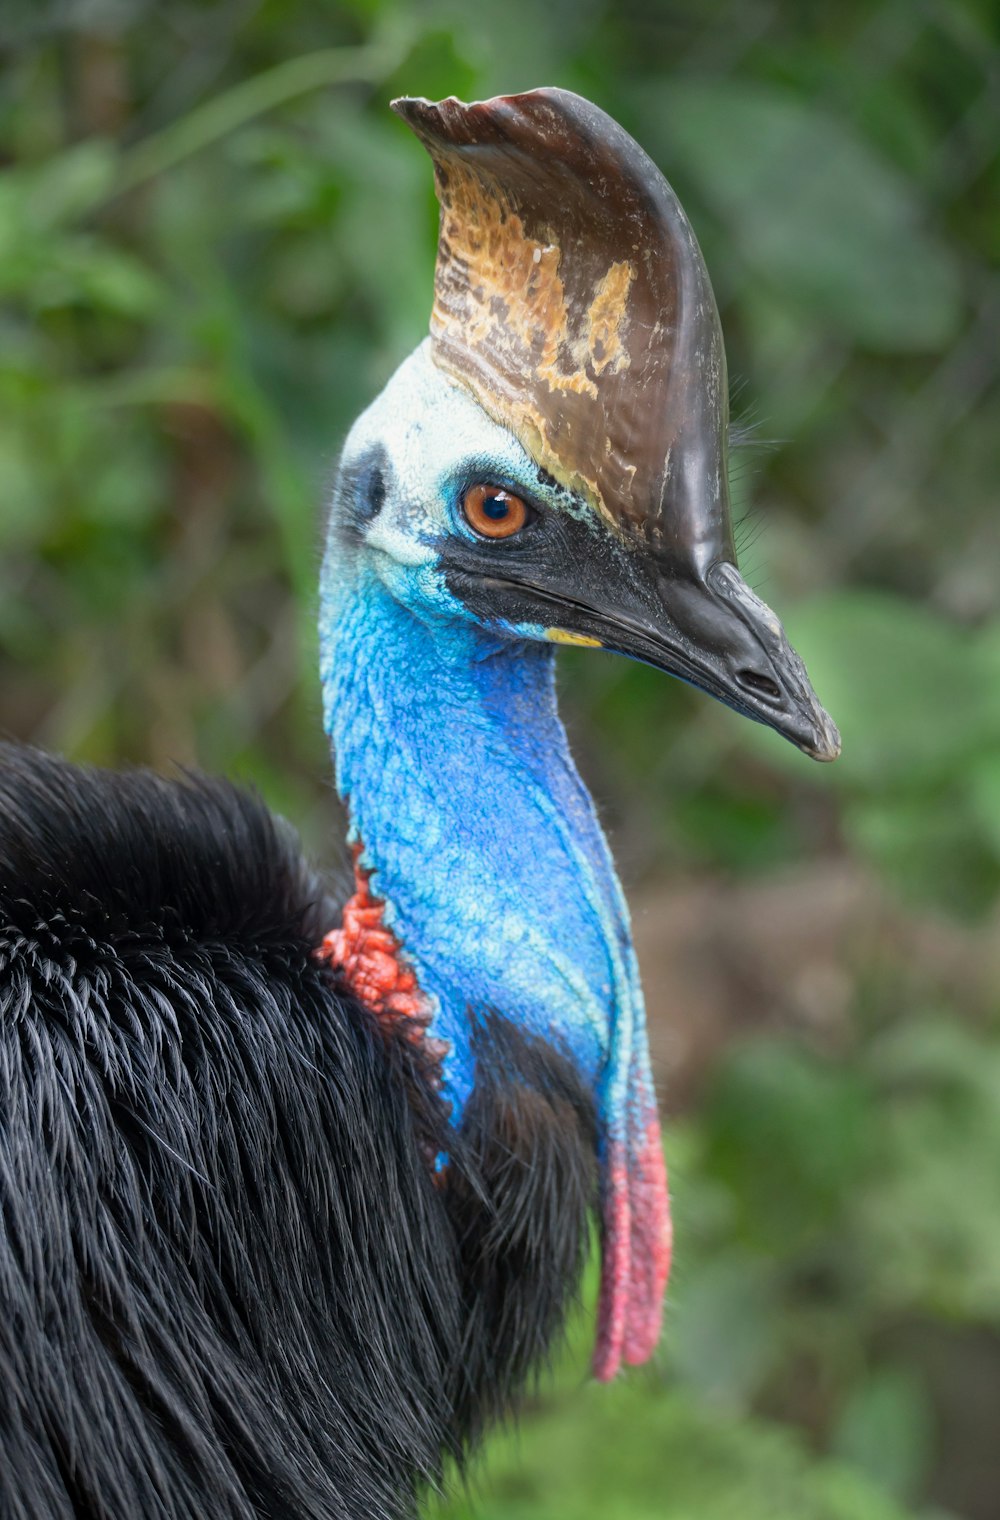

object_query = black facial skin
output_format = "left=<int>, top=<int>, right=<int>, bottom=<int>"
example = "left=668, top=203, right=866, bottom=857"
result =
left=441, top=479, right=840, bottom=763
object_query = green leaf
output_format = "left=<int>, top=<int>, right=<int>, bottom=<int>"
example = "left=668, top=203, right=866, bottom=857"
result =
left=860, top=1022, right=1000, bottom=1322
left=969, top=750, right=1000, bottom=858
left=844, top=790, right=1000, bottom=916
left=702, top=1038, right=871, bottom=1249
left=832, top=1367, right=932, bottom=1502
left=38, top=240, right=167, bottom=317
left=667, top=1251, right=783, bottom=1407
left=19, top=139, right=119, bottom=228
left=639, top=81, right=963, bottom=351
left=751, top=593, right=997, bottom=793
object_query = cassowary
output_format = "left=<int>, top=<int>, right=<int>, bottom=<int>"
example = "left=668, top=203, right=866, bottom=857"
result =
left=0, top=90, right=839, bottom=1519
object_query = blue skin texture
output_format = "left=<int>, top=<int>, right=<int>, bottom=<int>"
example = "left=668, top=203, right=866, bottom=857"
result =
left=319, top=342, right=656, bottom=1173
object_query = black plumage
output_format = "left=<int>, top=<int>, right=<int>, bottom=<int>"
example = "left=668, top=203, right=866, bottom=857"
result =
left=0, top=743, right=594, bottom=1520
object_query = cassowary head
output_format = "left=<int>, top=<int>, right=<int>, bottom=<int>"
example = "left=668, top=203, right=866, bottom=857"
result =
left=335, top=89, right=839, bottom=762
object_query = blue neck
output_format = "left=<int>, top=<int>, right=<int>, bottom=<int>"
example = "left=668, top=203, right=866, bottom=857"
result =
left=319, top=560, right=644, bottom=1127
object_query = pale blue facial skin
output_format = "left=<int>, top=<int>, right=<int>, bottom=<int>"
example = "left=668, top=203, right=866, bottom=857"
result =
left=319, top=342, right=657, bottom=1167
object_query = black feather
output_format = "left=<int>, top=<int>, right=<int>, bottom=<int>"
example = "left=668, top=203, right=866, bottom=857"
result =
left=0, top=743, right=594, bottom=1519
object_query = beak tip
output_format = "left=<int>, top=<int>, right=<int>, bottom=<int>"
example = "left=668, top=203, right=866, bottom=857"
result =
left=803, top=711, right=841, bottom=763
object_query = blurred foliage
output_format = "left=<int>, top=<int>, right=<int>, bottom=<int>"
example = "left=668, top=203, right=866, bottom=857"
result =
left=431, top=1373, right=916, bottom=1520
left=1, top=1, right=999, bottom=1517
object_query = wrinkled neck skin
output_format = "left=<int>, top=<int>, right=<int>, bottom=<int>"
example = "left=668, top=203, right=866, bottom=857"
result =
left=323, top=564, right=627, bottom=1105
left=319, top=388, right=669, bottom=1381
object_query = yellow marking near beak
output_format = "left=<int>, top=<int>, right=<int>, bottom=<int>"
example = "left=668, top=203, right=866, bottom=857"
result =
left=545, top=627, right=603, bottom=648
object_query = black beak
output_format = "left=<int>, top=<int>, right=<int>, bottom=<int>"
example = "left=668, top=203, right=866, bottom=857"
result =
left=451, top=527, right=840, bottom=762
left=594, top=559, right=841, bottom=762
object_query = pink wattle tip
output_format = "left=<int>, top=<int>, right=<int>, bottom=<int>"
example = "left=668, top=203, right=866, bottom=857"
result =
left=592, top=1114, right=672, bottom=1382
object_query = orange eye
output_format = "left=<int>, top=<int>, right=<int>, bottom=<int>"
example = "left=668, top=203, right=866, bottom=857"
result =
left=461, top=484, right=529, bottom=539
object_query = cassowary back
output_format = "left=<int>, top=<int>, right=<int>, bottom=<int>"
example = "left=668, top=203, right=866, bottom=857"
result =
left=0, top=744, right=594, bottom=1520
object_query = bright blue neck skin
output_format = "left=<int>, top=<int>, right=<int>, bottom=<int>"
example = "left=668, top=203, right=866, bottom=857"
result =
left=318, top=344, right=650, bottom=1136
left=322, top=564, right=639, bottom=1124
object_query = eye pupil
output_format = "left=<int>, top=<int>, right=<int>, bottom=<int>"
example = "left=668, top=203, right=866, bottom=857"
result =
left=461, top=483, right=529, bottom=540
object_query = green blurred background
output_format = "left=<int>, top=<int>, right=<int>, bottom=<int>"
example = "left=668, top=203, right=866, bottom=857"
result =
left=1, top=1, right=998, bottom=1516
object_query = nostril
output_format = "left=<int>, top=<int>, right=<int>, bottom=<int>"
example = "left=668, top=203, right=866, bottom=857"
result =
left=736, top=668, right=782, bottom=702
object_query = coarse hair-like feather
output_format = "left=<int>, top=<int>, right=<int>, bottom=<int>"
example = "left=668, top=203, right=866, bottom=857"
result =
left=0, top=743, right=594, bottom=1519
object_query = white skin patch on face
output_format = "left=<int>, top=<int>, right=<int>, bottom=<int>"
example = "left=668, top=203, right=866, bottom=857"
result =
left=331, top=341, right=598, bottom=613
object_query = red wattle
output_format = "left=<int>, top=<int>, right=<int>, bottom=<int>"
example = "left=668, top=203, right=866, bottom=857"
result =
left=592, top=1140, right=631, bottom=1382
left=317, top=844, right=432, bottom=1039
left=623, top=1115, right=672, bottom=1366
left=592, top=1111, right=671, bottom=1381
